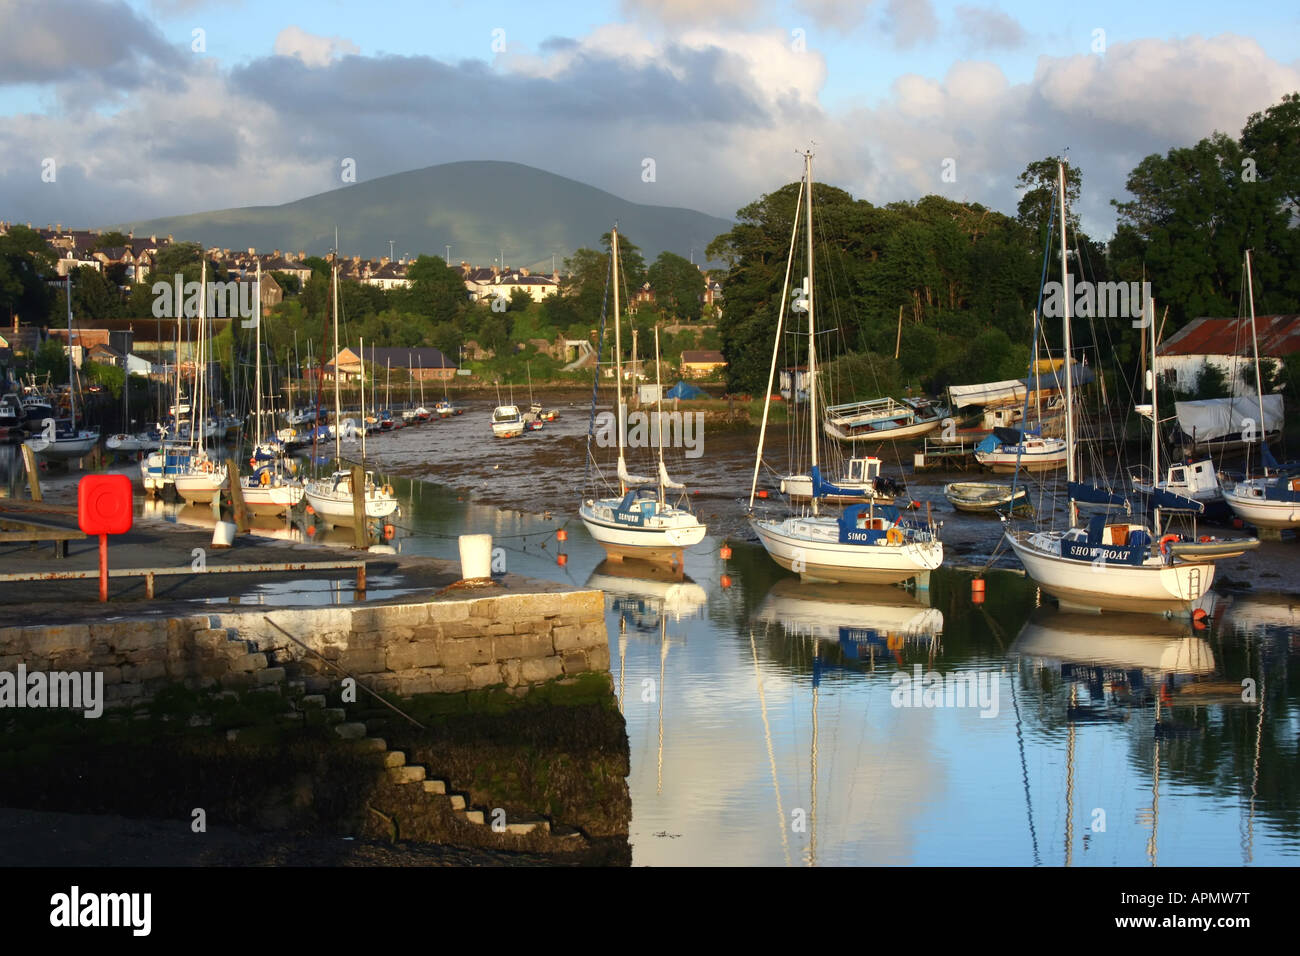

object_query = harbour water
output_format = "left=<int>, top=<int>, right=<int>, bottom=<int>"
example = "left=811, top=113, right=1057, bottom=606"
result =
left=2, top=420, right=1297, bottom=867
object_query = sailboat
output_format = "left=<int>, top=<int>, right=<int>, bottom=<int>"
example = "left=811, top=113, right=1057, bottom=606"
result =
left=579, top=227, right=706, bottom=561
left=172, top=262, right=230, bottom=505
left=240, top=263, right=303, bottom=517
left=1002, top=162, right=1217, bottom=614
left=1223, top=250, right=1300, bottom=531
left=24, top=275, right=99, bottom=461
left=302, top=262, right=398, bottom=526
left=748, top=151, right=942, bottom=586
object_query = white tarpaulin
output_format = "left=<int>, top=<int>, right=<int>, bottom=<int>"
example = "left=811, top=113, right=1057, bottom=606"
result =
left=948, top=380, right=1025, bottom=408
left=1175, top=395, right=1284, bottom=440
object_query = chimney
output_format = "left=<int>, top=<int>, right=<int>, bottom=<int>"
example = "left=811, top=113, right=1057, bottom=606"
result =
left=150, top=235, right=157, bottom=244
left=298, top=251, right=305, bottom=259
left=247, top=247, right=255, bottom=256
left=273, top=249, right=281, bottom=258
left=166, top=234, right=173, bottom=242
left=353, top=255, right=360, bottom=264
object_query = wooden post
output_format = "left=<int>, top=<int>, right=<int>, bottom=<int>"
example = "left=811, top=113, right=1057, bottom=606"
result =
left=21, top=444, right=42, bottom=502
left=894, top=305, right=903, bottom=360
left=351, top=464, right=368, bottom=549
left=227, top=456, right=249, bottom=533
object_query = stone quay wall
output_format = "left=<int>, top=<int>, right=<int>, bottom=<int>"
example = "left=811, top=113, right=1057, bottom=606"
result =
left=0, top=587, right=610, bottom=707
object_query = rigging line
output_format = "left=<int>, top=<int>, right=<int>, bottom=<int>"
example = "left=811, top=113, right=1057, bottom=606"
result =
left=1010, top=183, right=1059, bottom=509
left=584, top=249, right=615, bottom=491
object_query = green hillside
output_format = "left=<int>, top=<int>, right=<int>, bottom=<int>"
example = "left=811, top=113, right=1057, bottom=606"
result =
left=111, top=160, right=733, bottom=270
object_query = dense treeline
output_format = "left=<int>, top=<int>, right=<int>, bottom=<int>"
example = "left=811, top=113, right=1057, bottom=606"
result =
left=709, top=93, right=1300, bottom=400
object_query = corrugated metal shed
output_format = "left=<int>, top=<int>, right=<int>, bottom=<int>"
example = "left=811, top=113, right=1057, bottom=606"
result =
left=1158, top=315, right=1300, bottom=358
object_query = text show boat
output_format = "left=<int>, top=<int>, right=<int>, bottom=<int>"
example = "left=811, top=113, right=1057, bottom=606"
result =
left=748, top=150, right=942, bottom=586
left=579, top=226, right=706, bottom=562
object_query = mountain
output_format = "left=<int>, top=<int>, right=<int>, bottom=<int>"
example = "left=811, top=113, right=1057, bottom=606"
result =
left=111, top=161, right=734, bottom=271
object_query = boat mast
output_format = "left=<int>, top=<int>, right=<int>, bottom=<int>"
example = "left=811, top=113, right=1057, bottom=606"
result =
left=747, top=177, right=804, bottom=510
left=654, top=324, right=665, bottom=504
left=360, top=337, right=367, bottom=462
left=195, top=261, right=207, bottom=453
left=1245, top=250, right=1268, bottom=473
left=1149, top=295, right=1161, bottom=537
left=331, top=263, right=341, bottom=463
left=254, top=262, right=263, bottom=451
left=65, top=274, right=76, bottom=430
left=612, top=226, right=626, bottom=494
left=805, top=150, right=818, bottom=518
left=1057, top=161, right=1076, bottom=526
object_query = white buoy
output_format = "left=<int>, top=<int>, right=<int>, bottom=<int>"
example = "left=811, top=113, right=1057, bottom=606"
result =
left=458, top=533, right=492, bottom=580
left=212, top=521, right=237, bottom=549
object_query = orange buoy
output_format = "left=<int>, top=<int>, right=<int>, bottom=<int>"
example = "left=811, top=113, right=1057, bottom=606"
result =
left=1192, top=607, right=1208, bottom=629
left=305, top=504, right=315, bottom=516
left=557, top=553, right=568, bottom=567
left=971, top=578, right=985, bottom=605
left=720, top=545, right=732, bottom=560
left=758, top=490, right=768, bottom=499
left=556, top=529, right=568, bottom=542
left=382, top=524, right=395, bottom=540
left=306, top=525, right=316, bottom=537
left=720, top=574, right=732, bottom=589
left=1232, top=518, right=1244, bottom=529
left=1199, top=535, right=1212, bottom=543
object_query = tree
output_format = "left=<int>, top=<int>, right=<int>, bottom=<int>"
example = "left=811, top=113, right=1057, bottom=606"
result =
left=92, top=231, right=131, bottom=251
left=508, top=287, right=534, bottom=315
left=0, top=225, right=56, bottom=324
left=1016, top=156, right=1081, bottom=232
left=400, top=255, right=466, bottom=325
left=49, top=266, right=122, bottom=322
left=34, top=337, right=68, bottom=383
left=647, top=251, right=705, bottom=321
left=478, top=315, right=510, bottom=356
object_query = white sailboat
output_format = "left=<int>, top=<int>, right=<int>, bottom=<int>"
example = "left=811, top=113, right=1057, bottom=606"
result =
left=172, top=262, right=229, bottom=504
left=240, top=263, right=303, bottom=516
left=748, top=150, right=942, bottom=586
left=1003, top=161, right=1216, bottom=614
left=303, top=261, right=398, bottom=526
left=23, top=275, right=99, bottom=461
left=1223, top=250, right=1300, bottom=530
left=580, top=227, right=706, bottom=561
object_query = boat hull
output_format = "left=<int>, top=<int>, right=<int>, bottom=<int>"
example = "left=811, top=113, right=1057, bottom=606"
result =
left=1224, top=486, right=1300, bottom=530
left=1004, top=530, right=1214, bottom=614
left=751, top=516, right=942, bottom=585
left=303, top=486, right=398, bottom=525
left=579, top=502, right=706, bottom=561
left=242, top=482, right=305, bottom=516
left=173, top=469, right=228, bottom=504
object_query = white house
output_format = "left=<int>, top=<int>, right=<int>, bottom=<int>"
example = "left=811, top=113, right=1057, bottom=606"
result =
left=1155, top=315, right=1300, bottom=394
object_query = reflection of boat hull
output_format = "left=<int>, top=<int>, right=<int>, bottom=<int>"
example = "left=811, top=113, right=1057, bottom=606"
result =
left=751, top=516, right=942, bottom=585
left=1005, top=530, right=1214, bottom=614
left=586, top=559, right=708, bottom=622
left=757, top=579, right=942, bottom=643
left=1011, top=609, right=1216, bottom=675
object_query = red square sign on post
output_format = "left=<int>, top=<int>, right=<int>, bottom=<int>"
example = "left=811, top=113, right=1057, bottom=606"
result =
left=78, top=475, right=133, bottom=601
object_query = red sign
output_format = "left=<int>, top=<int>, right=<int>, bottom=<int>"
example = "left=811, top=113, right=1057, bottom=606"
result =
left=78, top=474, right=133, bottom=536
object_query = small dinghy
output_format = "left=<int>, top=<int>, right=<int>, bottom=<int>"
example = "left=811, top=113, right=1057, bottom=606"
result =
left=944, top=481, right=1033, bottom=515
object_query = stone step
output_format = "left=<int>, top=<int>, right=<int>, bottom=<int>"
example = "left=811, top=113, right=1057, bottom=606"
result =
left=256, top=667, right=287, bottom=685
left=504, top=820, right=551, bottom=836
left=388, top=765, right=426, bottom=784
left=301, top=694, right=327, bottom=710
left=422, top=780, right=447, bottom=795
left=448, top=794, right=466, bottom=811
left=383, top=750, right=406, bottom=768
left=353, top=737, right=387, bottom=753
left=333, top=722, right=368, bottom=740
left=323, top=708, right=346, bottom=724
left=460, top=809, right=485, bottom=825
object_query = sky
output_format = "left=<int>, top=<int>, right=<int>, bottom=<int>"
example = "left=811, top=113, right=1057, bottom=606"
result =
left=0, top=0, right=1297, bottom=239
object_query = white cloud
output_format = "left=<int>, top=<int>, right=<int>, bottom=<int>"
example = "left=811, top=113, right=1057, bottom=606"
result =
left=882, top=0, right=939, bottom=50
left=272, top=26, right=360, bottom=69
left=954, top=5, right=1028, bottom=53
left=793, top=0, right=878, bottom=32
